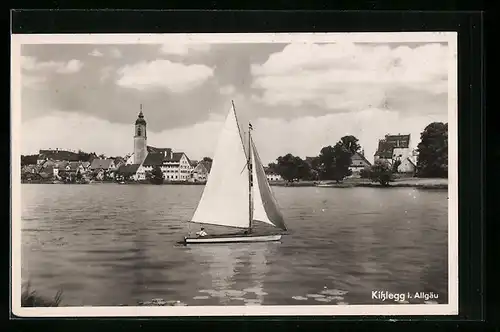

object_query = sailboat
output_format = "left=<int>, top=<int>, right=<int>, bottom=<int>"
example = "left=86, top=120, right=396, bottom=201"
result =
left=181, top=101, right=288, bottom=245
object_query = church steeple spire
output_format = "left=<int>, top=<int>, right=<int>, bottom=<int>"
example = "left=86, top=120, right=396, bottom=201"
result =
left=134, top=103, right=147, bottom=165
left=135, top=104, right=146, bottom=125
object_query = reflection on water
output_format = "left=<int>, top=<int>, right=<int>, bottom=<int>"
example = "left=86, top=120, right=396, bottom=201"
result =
left=189, top=243, right=272, bottom=305
left=20, top=184, right=449, bottom=306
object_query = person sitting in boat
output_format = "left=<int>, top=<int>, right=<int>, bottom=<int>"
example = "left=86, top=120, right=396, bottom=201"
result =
left=196, top=227, right=207, bottom=237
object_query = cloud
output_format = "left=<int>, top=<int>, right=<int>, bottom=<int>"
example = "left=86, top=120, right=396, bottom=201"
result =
left=219, top=85, right=236, bottom=95
left=89, top=49, right=103, bottom=57
left=250, top=108, right=447, bottom=164
left=160, top=43, right=211, bottom=55
left=56, top=59, right=84, bottom=74
left=110, top=48, right=122, bottom=58
left=116, top=60, right=214, bottom=93
left=21, top=111, right=224, bottom=160
left=251, top=42, right=449, bottom=111
left=21, top=107, right=447, bottom=166
left=100, top=65, right=114, bottom=82
left=22, top=75, right=47, bottom=89
left=21, top=56, right=83, bottom=74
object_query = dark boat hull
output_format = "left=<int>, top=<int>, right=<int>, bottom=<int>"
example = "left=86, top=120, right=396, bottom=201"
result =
left=179, top=234, right=282, bottom=245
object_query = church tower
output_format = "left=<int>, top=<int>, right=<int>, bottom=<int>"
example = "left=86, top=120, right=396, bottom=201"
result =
left=134, top=104, right=148, bottom=165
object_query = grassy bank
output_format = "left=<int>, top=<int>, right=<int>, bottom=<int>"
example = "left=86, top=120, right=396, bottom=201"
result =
left=21, top=282, right=62, bottom=307
left=22, top=177, right=448, bottom=189
left=269, top=177, right=448, bottom=189
left=21, top=179, right=207, bottom=185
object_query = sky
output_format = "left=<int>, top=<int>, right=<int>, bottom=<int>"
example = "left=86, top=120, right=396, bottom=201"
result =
left=19, top=39, right=450, bottom=164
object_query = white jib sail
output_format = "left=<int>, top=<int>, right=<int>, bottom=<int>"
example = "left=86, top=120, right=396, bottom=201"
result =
left=190, top=104, right=250, bottom=229
left=251, top=138, right=288, bottom=231
left=251, top=147, right=276, bottom=227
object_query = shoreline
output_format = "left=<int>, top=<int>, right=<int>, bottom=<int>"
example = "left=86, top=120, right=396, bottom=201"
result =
left=21, top=178, right=448, bottom=189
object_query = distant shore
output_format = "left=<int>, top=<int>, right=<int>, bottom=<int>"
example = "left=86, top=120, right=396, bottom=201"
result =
left=21, top=177, right=448, bottom=189
left=270, top=178, right=448, bottom=189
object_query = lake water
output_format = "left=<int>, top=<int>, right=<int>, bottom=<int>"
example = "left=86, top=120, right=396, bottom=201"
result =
left=20, top=184, right=448, bottom=306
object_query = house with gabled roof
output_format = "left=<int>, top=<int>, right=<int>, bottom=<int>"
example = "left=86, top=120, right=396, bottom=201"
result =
left=90, top=158, right=115, bottom=170
left=90, top=158, right=116, bottom=180
left=142, top=150, right=193, bottom=181
left=263, top=166, right=283, bottom=182
left=189, top=160, right=212, bottom=182
left=349, top=150, right=372, bottom=175
left=374, top=133, right=416, bottom=173
left=115, top=164, right=144, bottom=181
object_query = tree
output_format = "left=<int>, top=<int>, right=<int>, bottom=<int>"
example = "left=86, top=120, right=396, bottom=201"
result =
left=340, top=135, right=361, bottom=155
left=368, top=159, right=394, bottom=186
left=392, top=159, right=402, bottom=173
left=202, top=157, right=213, bottom=163
left=58, top=170, right=68, bottom=182
left=21, top=155, right=38, bottom=166
left=77, top=150, right=93, bottom=162
left=317, top=142, right=352, bottom=182
left=317, top=146, right=335, bottom=180
left=331, top=142, right=352, bottom=182
left=102, top=171, right=111, bottom=181
left=360, top=166, right=371, bottom=179
left=296, top=158, right=311, bottom=180
left=150, top=166, right=164, bottom=184
left=267, top=162, right=278, bottom=173
left=76, top=169, right=82, bottom=182
left=275, top=154, right=310, bottom=182
left=416, top=122, right=448, bottom=178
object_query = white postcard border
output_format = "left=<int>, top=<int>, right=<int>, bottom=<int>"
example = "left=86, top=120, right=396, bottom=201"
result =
left=10, top=32, right=459, bottom=317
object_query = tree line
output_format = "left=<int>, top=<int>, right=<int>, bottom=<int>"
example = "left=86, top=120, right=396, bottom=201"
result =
left=21, top=150, right=100, bottom=166
left=268, top=135, right=362, bottom=183
left=267, top=122, right=448, bottom=185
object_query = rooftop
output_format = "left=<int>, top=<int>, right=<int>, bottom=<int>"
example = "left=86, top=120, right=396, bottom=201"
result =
left=142, top=151, right=189, bottom=166
left=351, top=151, right=372, bottom=166
left=374, top=134, right=411, bottom=158
left=117, top=164, right=141, bottom=175
left=374, top=140, right=394, bottom=158
left=90, top=159, right=114, bottom=169
left=383, top=134, right=411, bottom=148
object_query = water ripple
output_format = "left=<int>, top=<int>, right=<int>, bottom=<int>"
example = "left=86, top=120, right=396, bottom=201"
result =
left=21, top=184, right=449, bottom=306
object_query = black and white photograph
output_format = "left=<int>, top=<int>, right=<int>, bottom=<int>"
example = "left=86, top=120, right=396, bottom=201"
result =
left=11, top=32, right=458, bottom=316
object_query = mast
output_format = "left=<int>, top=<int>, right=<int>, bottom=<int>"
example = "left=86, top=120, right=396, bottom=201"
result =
left=248, top=122, right=254, bottom=233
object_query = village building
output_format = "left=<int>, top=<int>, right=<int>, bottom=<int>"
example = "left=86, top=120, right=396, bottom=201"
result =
left=90, top=158, right=116, bottom=180
left=349, top=150, right=372, bottom=175
left=263, top=166, right=283, bottom=182
left=142, top=151, right=192, bottom=181
left=39, top=164, right=55, bottom=179
left=116, top=164, right=144, bottom=181
left=112, top=157, right=126, bottom=170
left=124, top=109, right=194, bottom=181
left=68, top=161, right=87, bottom=175
left=189, top=160, right=211, bottom=182
left=374, top=133, right=417, bottom=173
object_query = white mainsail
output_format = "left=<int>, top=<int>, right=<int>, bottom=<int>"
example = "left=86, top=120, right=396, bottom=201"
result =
left=190, top=101, right=287, bottom=233
left=190, top=104, right=250, bottom=229
left=251, top=138, right=288, bottom=231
